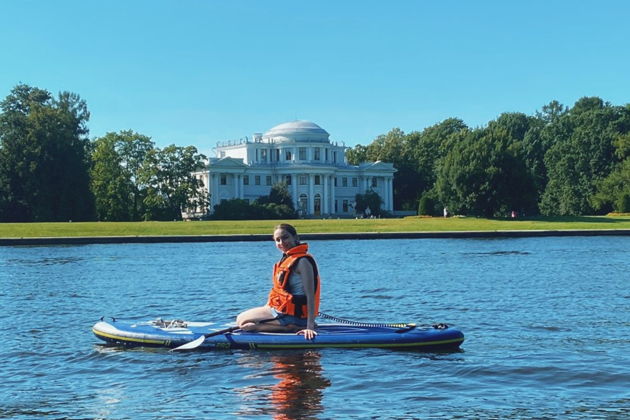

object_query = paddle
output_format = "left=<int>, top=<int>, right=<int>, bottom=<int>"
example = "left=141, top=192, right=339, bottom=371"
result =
left=170, top=318, right=277, bottom=351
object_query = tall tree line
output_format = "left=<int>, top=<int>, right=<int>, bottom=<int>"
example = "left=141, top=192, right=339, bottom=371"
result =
left=347, top=97, right=630, bottom=216
left=0, top=84, right=207, bottom=222
left=0, top=85, right=94, bottom=221
left=2, top=84, right=628, bottom=221
left=91, top=131, right=207, bottom=221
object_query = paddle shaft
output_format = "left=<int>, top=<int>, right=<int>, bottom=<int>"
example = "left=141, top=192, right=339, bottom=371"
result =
left=202, top=325, right=240, bottom=338
left=171, top=317, right=278, bottom=351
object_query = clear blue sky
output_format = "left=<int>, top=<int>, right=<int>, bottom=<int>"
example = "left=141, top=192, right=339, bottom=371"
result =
left=2, top=1, right=629, bottom=155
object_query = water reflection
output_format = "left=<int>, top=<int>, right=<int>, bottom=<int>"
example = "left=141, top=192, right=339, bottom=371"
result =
left=235, top=350, right=330, bottom=419
left=3, top=237, right=628, bottom=418
left=269, top=350, right=330, bottom=420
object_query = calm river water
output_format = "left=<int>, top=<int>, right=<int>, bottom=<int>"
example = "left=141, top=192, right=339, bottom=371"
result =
left=1, top=236, right=629, bottom=419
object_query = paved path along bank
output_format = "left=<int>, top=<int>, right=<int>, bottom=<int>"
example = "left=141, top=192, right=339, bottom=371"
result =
left=2, top=229, right=629, bottom=246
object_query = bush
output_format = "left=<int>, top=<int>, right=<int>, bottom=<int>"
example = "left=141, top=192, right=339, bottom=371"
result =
left=259, top=203, right=297, bottom=219
left=211, top=199, right=259, bottom=220
left=418, top=191, right=440, bottom=216
left=354, top=190, right=383, bottom=217
left=210, top=199, right=297, bottom=220
left=617, top=193, right=630, bottom=213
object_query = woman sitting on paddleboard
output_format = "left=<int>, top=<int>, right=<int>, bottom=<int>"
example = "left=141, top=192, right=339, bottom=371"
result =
left=236, top=223, right=320, bottom=340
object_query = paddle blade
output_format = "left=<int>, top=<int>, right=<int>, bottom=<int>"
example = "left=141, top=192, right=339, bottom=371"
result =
left=171, top=335, right=206, bottom=351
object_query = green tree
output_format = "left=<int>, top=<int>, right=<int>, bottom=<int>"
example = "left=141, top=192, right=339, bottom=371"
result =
left=346, top=128, right=418, bottom=210
left=591, top=133, right=630, bottom=213
left=211, top=182, right=297, bottom=220
left=211, top=198, right=260, bottom=220
left=348, top=120, right=468, bottom=211
left=354, top=190, right=383, bottom=216
left=535, top=100, right=569, bottom=125
left=435, top=124, right=536, bottom=217
left=410, top=118, right=468, bottom=180
left=115, top=131, right=154, bottom=220
left=418, top=190, right=440, bottom=216
left=364, top=128, right=417, bottom=210
left=0, top=84, right=94, bottom=221
left=255, top=182, right=294, bottom=209
left=90, top=131, right=154, bottom=221
left=254, top=182, right=297, bottom=218
left=90, top=135, right=134, bottom=221
left=345, top=144, right=368, bottom=165
left=540, top=97, right=630, bottom=215
left=140, top=145, right=207, bottom=220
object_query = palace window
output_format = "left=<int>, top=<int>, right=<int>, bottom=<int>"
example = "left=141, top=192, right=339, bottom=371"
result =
left=266, top=176, right=272, bottom=186
left=372, top=177, right=378, bottom=187
left=261, top=149, right=267, bottom=162
left=285, top=175, right=292, bottom=185
left=255, top=175, right=261, bottom=185
left=299, top=175, right=307, bottom=185
left=342, top=177, right=348, bottom=187
left=314, top=148, right=321, bottom=161
left=220, top=175, right=227, bottom=185
left=243, top=175, right=249, bottom=185
left=352, top=177, right=358, bottom=187
left=285, top=150, right=292, bottom=161
left=298, top=147, right=306, bottom=160
left=314, top=175, right=321, bottom=185
left=299, top=194, right=308, bottom=212
left=343, top=200, right=349, bottom=212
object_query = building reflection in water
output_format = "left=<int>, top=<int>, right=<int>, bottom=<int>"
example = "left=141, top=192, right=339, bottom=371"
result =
left=234, top=350, right=330, bottom=419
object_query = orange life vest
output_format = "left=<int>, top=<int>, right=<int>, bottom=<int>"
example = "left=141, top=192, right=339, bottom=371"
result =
left=267, top=243, right=320, bottom=318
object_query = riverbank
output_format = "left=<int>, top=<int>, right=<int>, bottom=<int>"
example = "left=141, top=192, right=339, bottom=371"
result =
left=2, top=228, right=630, bottom=246
left=1, top=215, right=629, bottom=245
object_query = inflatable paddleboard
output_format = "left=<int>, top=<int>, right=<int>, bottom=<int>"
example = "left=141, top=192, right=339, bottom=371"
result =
left=92, top=318, right=464, bottom=351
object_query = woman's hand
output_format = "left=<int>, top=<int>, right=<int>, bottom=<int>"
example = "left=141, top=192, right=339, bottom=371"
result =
left=297, top=328, right=317, bottom=340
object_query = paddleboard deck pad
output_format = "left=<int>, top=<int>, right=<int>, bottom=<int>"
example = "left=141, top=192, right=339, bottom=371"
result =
left=92, top=318, right=464, bottom=351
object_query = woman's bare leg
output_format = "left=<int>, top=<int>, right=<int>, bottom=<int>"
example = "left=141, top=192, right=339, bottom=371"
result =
left=236, top=306, right=298, bottom=332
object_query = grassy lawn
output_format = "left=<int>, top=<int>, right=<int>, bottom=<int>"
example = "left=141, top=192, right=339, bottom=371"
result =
left=1, top=215, right=629, bottom=238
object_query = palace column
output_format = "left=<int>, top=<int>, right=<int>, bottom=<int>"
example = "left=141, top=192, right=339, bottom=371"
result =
left=388, top=177, right=393, bottom=210
left=204, top=173, right=211, bottom=210
left=308, top=174, right=314, bottom=215
left=384, top=177, right=389, bottom=210
left=322, top=174, right=329, bottom=215
left=211, top=173, right=219, bottom=209
left=381, top=176, right=387, bottom=210
left=330, top=174, right=336, bottom=214
left=382, top=177, right=388, bottom=210
left=292, top=175, right=298, bottom=210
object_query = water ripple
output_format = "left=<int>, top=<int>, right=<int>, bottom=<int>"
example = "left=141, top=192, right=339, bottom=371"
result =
left=1, top=237, right=629, bottom=418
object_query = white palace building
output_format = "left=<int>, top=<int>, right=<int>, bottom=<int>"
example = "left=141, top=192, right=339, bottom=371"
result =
left=191, top=120, right=396, bottom=218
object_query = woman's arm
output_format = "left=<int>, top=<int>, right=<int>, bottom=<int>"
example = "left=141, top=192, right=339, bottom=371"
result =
left=296, top=258, right=317, bottom=339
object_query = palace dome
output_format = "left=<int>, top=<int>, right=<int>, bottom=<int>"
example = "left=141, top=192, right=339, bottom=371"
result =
left=263, top=120, right=330, bottom=143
